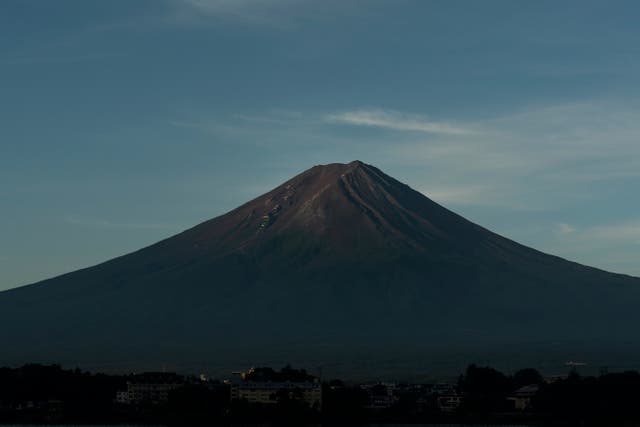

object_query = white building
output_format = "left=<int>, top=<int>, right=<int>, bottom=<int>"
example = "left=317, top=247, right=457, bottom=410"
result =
left=230, top=380, right=321, bottom=408
left=116, top=372, right=184, bottom=405
left=508, top=384, right=539, bottom=411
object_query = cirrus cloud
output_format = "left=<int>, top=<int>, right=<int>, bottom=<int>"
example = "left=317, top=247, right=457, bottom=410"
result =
left=325, top=109, right=475, bottom=136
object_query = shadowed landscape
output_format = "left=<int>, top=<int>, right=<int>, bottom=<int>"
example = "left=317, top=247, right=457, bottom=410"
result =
left=2, top=161, right=639, bottom=377
left=4, top=1, right=640, bottom=424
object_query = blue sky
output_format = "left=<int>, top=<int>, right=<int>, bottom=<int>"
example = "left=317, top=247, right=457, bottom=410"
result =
left=2, top=0, right=640, bottom=290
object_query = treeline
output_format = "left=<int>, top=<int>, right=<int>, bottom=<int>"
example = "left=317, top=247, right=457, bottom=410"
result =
left=0, top=364, right=126, bottom=423
left=456, top=364, right=640, bottom=425
left=3, top=363, right=640, bottom=425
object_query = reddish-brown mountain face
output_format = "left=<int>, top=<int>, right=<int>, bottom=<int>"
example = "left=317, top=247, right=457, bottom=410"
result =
left=171, top=161, right=537, bottom=269
left=177, top=161, right=469, bottom=261
left=1, top=161, right=640, bottom=377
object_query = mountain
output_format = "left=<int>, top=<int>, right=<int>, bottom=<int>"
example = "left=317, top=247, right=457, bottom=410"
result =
left=2, top=161, right=640, bottom=378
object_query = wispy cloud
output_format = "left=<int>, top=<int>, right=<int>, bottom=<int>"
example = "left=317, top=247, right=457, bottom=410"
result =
left=550, top=220, right=640, bottom=250
left=390, top=102, right=640, bottom=180
left=582, top=221, right=640, bottom=243
left=417, top=184, right=538, bottom=211
left=64, top=216, right=179, bottom=232
left=167, top=0, right=312, bottom=27
left=555, top=222, right=576, bottom=235
left=421, top=185, right=490, bottom=204
left=170, top=101, right=640, bottom=213
left=180, top=0, right=296, bottom=16
left=326, top=109, right=475, bottom=135
left=546, top=219, right=640, bottom=275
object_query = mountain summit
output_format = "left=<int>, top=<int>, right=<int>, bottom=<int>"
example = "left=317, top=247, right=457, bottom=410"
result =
left=2, top=161, right=640, bottom=376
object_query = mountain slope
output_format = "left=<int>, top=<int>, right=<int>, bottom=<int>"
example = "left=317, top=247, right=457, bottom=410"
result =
left=1, top=161, right=639, bottom=376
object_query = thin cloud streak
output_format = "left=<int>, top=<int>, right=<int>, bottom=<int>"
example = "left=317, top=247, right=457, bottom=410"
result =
left=555, top=223, right=576, bottom=235
left=169, top=101, right=640, bottom=213
left=546, top=219, right=640, bottom=275
left=167, top=0, right=316, bottom=28
left=180, top=0, right=298, bottom=16
left=549, top=220, right=640, bottom=251
left=326, top=109, right=475, bottom=135
left=583, top=221, right=640, bottom=243
left=392, top=102, right=640, bottom=181
left=419, top=184, right=536, bottom=211
left=422, top=186, right=491, bottom=204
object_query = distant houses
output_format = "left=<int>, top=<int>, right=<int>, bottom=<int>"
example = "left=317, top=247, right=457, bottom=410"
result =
left=362, top=383, right=395, bottom=409
left=9, top=362, right=640, bottom=424
left=228, top=366, right=322, bottom=409
left=112, top=366, right=467, bottom=414
left=360, top=381, right=463, bottom=412
left=507, top=384, right=540, bottom=411
left=229, top=379, right=322, bottom=407
left=116, top=372, right=184, bottom=405
left=114, top=366, right=323, bottom=409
